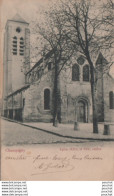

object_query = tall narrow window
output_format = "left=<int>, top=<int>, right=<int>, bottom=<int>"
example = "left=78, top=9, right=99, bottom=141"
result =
left=109, top=91, right=114, bottom=109
left=37, top=70, right=39, bottom=79
left=20, top=37, right=24, bottom=56
left=83, top=64, right=89, bottom=81
left=29, top=73, right=31, bottom=83
left=72, top=64, right=80, bottom=81
left=23, top=98, right=25, bottom=107
left=48, top=62, right=52, bottom=71
left=44, top=89, right=50, bottom=110
left=12, top=36, right=17, bottom=55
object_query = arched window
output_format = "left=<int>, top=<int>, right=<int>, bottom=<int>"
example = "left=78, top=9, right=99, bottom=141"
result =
left=37, top=71, right=39, bottom=79
left=12, top=36, right=17, bottom=55
left=23, top=98, right=25, bottom=108
left=13, top=36, right=17, bottom=40
left=29, top=73, right=31, bottom=83
left=16, top=27, right=21, bottom=33
left=109, top=91, right=114, bottom=109
left=83, top=64, right=89, bottom=81
left=72, top=64, right=80, bottom=81
left=44, top=89, right=50, bottom=110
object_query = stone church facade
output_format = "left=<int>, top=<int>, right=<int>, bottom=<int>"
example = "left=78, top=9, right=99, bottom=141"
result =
left=3, top=15, right=114, bottom=123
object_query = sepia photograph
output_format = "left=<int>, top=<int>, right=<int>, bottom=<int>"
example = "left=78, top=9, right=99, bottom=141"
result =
left=0, top=0, right=114, bottom=180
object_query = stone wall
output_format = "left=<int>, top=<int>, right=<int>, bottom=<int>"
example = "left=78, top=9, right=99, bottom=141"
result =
left=23, top=71, right=54, bottom=122
left=103, top=74, right=114, bottom=122
left=96, top=69, right=104, bottom=122
left=59, top=68, right=92, bottom=123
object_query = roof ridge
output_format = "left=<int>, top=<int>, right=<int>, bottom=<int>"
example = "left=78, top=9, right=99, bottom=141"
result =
left=9, top=13, right=28, bottom=24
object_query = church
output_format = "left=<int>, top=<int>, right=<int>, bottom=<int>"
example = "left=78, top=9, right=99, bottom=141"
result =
left=3, top=14, right=114, bottom=124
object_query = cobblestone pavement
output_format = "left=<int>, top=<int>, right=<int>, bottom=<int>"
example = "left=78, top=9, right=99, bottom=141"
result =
left=1, top=119, right=114, bottom=146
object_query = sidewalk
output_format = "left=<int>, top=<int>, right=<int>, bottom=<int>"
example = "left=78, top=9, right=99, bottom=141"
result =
left=24, top=121, right=114, bottom=141
left=2, top=117, right=114, bottom=141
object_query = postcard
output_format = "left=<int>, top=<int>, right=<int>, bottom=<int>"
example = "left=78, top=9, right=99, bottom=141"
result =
left=0, top=0, right=114, bottom=181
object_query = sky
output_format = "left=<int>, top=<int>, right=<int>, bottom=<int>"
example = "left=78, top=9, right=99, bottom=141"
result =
left=0, top=0, right=57, bottom=31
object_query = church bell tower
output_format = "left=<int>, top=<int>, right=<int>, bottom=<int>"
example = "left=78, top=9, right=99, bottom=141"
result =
left=3, top=14, right=30, bottom=98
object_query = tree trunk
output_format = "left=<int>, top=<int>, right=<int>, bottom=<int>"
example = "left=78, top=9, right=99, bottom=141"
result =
left=87, top=55, right=99, bottom=133
left=90, top=77, right=99, bottom=133
left=53, top=114, right=58, bottom=127
left=53, top=61, right=58, bottom=127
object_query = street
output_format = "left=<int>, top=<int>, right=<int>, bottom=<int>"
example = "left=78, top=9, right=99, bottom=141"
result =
left=1, top=119, right=114, bottom=181
left=1, top=119, right=114, bottom=147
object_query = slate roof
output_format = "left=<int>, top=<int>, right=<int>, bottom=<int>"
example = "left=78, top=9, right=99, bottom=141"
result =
left=26, top=48, right=55, bottom=74
left=7, top=84, right=30, bottom=98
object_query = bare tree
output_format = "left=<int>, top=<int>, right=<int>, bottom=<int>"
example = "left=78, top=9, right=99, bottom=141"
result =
left=100, top=0, right=114, bottom=50
left=59, top=0, right=114, bottom=133
left=26, top=0, right=113, bottom=131
left=33, top=9, right=74, bottom=126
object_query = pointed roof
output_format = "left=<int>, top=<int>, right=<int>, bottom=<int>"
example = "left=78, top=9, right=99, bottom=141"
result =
left=9, top=14, right=28, bottom=24
left=96, top=52, right=108, bottom=65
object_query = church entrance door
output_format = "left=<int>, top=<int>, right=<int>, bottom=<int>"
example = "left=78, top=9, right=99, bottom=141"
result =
left=77, top=101, right=86, bottom=122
